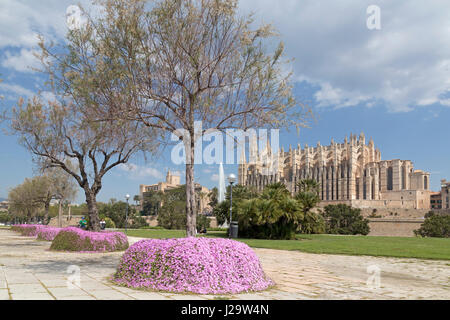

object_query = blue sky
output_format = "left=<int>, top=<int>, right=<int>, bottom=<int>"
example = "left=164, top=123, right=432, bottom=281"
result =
left=0, top=0, right=449, bottom=204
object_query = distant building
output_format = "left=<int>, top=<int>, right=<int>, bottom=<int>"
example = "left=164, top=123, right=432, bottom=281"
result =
left=139, top=171, right=211, bottom=214
left=0, top=201, right=8, bottom=212
left=439, top=179, right=450, bottom=209
left=430, top=192, right=442, bottom=209
left=140, top=170, right=182, bottom=195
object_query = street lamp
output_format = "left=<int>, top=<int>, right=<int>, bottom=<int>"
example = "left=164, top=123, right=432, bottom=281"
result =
left=125, top=194, right=130, bottom=234
left=228, top=174, right=236, bottom=238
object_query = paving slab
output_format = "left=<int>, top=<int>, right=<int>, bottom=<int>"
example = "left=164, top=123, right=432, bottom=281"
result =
left=10, top=292, right=54, bottom=300
left=128, top=292, right=173, bottom=300
left=89, top=289, right=134, bottom=300
left=0, top=289, right=9, bottom=300
left=8, top=283, right=47, bottom=294
left=48, top=287, right=90, bottom=298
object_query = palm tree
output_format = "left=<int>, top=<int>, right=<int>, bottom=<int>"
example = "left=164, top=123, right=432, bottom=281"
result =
left=133, top=195, right=140, bottom=206
left=295, top=179, right=325, bottom=234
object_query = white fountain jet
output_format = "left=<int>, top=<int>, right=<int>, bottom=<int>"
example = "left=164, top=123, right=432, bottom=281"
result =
left=218, top=163, right=226, bottom=203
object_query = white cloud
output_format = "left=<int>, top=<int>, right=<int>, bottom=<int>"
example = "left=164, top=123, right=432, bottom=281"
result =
left=118, top=163, right=164, bottom=180
left=239, top=0, right=450, bottom=112
left=0, top=0, right=94, bottom=49
left=2, top=48, right=40, bottom=73
left=0, top=83, right=34, bottom=100
left=211, top=174, right=219, bottom=182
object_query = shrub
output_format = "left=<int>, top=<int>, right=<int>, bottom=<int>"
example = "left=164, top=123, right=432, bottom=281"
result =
left=113, top=238, right=273, bottom=294
left=11, top=224, right=45, bottom=236
left=237, top=183, right=303, bottom=240
left=37, top=227, right=62, bottom=241
left=298, top=211, right=326, bottom=234
left=323, top=204, right=370, bottom=235
left=104, top=217, right=116, bottom=229
left=50, top=227, right=129, bottom=252
left=414, top=212, right=450, bottom=238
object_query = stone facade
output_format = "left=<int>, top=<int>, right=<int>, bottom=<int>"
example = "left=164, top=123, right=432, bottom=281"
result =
left=239, top=133, right=431, bottom=210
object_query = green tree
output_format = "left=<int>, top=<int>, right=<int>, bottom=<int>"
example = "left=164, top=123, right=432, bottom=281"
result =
left=414, top=212, right=450, bottom=238
left=142, top=190, right=164, bottom=216
left=44, top=0, right=310, bottom=237
left=323, top=204, right=370, bottom=235
left=99, top=200, right=147, bottom=229
left=133, top=195, right=140, bottom=206
left=213, top=185, right=258, bottom=225
left=157, top=186, right=211, bottom=231
left=0, top=212, right=11, bottom=224
left=294, top=179, right=325, bottom=234
left=8, top=176, right=50, bottom=223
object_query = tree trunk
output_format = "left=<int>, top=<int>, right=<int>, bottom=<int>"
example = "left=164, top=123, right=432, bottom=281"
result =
left=44, top=198, right=50, bottom=225
left=185, top=138, right=197, bottom=237
left=85, top=189, right=100, bottom=231
left=58, top=200, right=62, bottom=228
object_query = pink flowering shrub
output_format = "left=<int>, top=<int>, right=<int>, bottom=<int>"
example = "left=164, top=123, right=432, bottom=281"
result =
left=50, top=227, right=129, bottom=252
left=113, top=238, right=274, bottom=294
left=36, top=227, right=62, bottom=241
left=11, top=224, right=46, bottom=237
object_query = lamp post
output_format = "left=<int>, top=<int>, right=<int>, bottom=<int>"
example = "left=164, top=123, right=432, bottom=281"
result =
left=125, top=194, right=130, bottom=234
left=227, top=174, right=236, bottom=238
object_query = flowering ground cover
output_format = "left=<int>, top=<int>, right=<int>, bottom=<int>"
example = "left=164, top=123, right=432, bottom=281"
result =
left=36, top=227, right=62, bottom=241
left=50, top=227, right=129, bottom=252
left=11, top=224, right=46, bottom=237
left=113, top=237, right=274, bottom=294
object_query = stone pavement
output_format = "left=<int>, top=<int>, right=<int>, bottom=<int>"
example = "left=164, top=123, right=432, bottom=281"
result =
left=0, top=228, right=449, bottom=300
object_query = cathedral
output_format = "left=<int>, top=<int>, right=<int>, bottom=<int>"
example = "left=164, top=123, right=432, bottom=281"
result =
left=238, top=133, right=431, bottom=210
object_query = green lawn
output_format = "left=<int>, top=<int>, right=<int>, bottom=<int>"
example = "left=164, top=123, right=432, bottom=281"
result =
left=123, top=229, right=450, bottom=261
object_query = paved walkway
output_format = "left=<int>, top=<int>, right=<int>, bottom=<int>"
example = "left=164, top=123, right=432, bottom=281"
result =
left=0, top=229, right=449, bottom=300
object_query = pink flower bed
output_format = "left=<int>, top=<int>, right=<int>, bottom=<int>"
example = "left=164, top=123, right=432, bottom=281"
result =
left=50, top=227, right=129, bottom=252
left=113, top=238, right=274, bottom=295
left=11, top=224, right=46, bottom=237
left=37, top=227, right=62, bottom=241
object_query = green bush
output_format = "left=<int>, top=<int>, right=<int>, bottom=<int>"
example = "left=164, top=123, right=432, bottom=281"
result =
left=212, top=185, right=258, bottom=226
left=298, top=210, right=326, bottom=234
left=414, top=212, right=450, bottom=238
left=104, top=217, right=115, bottom=228
left=237, top=183, right=304, bottom=240
left=130, top=215, right=149, bottom=229
left=323, top=204, right=370, bottom=235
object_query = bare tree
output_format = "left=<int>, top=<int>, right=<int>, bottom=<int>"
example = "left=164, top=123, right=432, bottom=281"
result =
left=9, top=96, right=155, bottom=231
left=36, top=0, right=311, bottom=236
left=42, top=166, right=78, bottom=226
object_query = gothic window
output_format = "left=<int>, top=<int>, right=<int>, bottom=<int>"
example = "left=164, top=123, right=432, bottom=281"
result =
left=387, top=167, right=393, bottom=191
left=424, top=176, right=428, bottom=190
left=363, top=180, right=367, bottom=200
left=356, top=179, right=360, bottom=199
